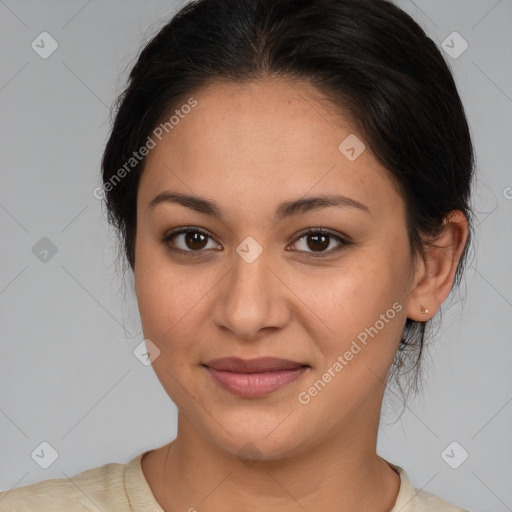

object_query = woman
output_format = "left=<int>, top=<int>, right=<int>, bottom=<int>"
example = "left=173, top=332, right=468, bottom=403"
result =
left=0, top=0, right=474, bottom=510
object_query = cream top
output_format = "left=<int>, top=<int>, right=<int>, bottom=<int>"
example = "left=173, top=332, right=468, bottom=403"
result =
left=0, top=452, right=468, bottom=511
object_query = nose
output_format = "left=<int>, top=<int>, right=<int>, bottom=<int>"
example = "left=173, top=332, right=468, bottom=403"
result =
left=211, top=243, right=291, bottom=342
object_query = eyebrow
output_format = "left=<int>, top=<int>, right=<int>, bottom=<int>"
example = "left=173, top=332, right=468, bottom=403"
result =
left=146, top=191, right=370, bottom=220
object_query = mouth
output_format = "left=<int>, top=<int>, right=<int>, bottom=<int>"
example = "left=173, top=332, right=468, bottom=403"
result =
left=202, top=357, right=311, bottom=398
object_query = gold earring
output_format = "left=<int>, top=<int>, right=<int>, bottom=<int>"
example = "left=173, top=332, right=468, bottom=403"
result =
left=420, top=305, right=430, bottom=314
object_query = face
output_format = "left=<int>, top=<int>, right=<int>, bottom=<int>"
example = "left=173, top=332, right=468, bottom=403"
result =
left=134, top=78, right=416, bottom=461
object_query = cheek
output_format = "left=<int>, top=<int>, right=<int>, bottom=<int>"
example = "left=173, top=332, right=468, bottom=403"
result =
left=302, top=255, right=398, bottom=330
left=136, top=267, right=205, bottom=342
left=134, top=236, right=222, bottom=366
left=135, top=238, right=192, bottom=342
left=292, top=245, right=409, bottom=368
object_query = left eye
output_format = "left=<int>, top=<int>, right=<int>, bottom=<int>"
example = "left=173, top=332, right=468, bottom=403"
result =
left=161, top=227, right=350, bottom=258
left=291, top=229, right=348, bottom=257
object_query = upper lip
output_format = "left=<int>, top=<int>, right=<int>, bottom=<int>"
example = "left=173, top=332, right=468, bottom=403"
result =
left=203, top=357, right=309, bottom=373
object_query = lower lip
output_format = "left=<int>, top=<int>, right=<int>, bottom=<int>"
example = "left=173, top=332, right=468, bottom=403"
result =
left=205, top=366, right=309, bottom=398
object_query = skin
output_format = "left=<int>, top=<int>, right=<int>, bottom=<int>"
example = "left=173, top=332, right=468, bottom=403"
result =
left=134, top=78, right=468, bottom=512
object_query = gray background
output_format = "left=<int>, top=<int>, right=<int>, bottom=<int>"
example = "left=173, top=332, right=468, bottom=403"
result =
left=0, top=1, right=511, bottom=510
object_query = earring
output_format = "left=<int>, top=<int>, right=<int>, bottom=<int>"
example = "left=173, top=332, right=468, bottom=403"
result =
left=420, top=305, right=430, bottom=314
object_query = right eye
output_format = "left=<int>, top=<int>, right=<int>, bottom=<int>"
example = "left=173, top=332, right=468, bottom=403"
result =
left=161, top=227, right=222, bottom=256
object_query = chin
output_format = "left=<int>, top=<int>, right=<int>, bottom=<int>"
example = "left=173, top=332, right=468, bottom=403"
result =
left=201, top=417, right=312, bottom=464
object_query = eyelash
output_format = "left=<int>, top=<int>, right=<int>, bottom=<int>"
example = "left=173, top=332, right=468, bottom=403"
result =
left=160, top=227, right=352, bottom=259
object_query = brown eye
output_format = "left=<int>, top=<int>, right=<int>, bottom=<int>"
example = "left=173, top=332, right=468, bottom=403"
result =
left=162, top=228, right=221, bottom=254
left=290, top=229, right=350, bottom=258
left=305, top=233, right=330, bottom=252
left=183, top=231, right=208, bottom=250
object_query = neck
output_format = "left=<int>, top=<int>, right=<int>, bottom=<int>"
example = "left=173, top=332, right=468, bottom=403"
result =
left=144, top=414, right=400, bottom=512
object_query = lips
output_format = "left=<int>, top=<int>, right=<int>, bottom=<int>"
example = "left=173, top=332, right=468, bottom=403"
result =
left=202, top=357, right=310, bottom=398
left=203, top=357, right=309, bottom=373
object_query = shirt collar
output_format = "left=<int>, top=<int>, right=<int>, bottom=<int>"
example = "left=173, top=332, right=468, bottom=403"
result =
left=125, top=452, right=416, bottom=512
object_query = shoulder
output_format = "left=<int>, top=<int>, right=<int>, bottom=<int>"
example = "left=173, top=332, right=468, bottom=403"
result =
left=0, top=457, right=132, bottom=512
left=389, top=463, right=469, bottom=512
left=411, top=487, right=470, bottom=511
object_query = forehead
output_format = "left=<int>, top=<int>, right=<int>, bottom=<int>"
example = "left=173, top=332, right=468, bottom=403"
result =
left=139, top=78, right=403, bottom=220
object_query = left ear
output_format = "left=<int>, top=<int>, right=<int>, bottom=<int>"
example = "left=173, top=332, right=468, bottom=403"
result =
left=406, top=210, right=469, bottom=322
